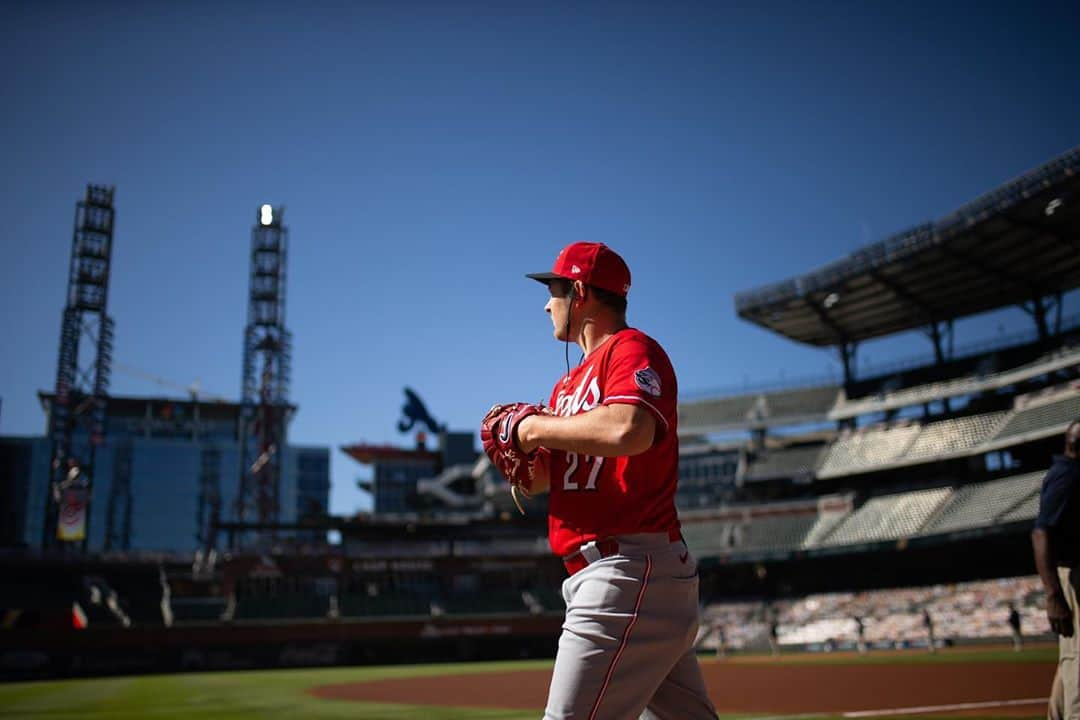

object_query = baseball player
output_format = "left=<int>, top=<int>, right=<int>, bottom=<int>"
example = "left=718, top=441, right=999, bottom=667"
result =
left=481, top=242, right=717, bottom=719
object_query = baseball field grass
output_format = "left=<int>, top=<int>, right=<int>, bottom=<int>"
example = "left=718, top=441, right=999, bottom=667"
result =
left=0, top=660, right=548, bottom=720
left=0, top=645, right=1057, bottom=720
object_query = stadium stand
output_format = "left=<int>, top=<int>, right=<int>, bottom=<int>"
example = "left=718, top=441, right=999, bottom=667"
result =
left=904, top=411, right=1009, bottom=460
left=169, top=597, right=227, bottom=623
left=681, top=519, right=740, bottom=557
left=679, top=345, right=1077, bottom=484
left=678, top=394, right=759, bottom=432
left=830, top=340, right=1080, bottom=419
left=232, top=594, right=329, bottom=621
left=758, top=385, right=841, bottom=424
left=340, top=570, right=440, bottom=618
left=919, top=471, right=1043, bottom=536
left=226, top=566, right=337, bottom=622
left=702, top=576, right=1050, bottom=651
left=676, top=443, right=743, bottom=508
left=442, top=589, right=527, bottom=615
left=686, top=468, right=1046, bottom=560
left=679, top=384, right=839, bottom=433
left=987, top=385, right=1080, bottom=447
left=997, top=491, right=1042, bottom=524
left=800, top=507, right=852, bottom=548
left=744, top=443, right=827, bottom=482
left=159, top=566, right=226, bottom=625
left=739, top=514, right=820, bottom=552
left=816, top=423, right=921, bottom=478
left=816, top=487, right=951, bottom=547
left=681, top=495, right=854, bottom=558
left=679, top=330, right=1079, bottom=438
left=341, top=590, right=432, bottom=617
left=699, top=601, right=771, bottom=650
left=810, top=385, right=1077, bottom=479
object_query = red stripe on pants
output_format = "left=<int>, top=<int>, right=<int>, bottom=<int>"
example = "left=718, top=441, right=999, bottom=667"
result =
left=588, top=554, right=653, bottom=720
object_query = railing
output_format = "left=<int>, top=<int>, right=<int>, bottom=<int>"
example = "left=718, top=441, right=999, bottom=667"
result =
left=684, top=313, right=1080, bottom=402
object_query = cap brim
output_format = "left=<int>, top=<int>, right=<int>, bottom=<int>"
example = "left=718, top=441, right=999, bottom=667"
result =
left=525, top=272, right=564, bottom=285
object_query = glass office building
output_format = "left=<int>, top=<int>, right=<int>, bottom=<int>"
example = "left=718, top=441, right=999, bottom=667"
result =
left=1, top=394, right=329, bottom=553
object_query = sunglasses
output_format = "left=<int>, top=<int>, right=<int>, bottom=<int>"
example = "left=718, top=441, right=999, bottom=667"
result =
left=547, top=280, right=573, bottom=299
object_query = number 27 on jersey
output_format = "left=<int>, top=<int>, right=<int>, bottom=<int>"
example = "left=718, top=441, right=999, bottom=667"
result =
left=563, top=452, right=603, bottom=491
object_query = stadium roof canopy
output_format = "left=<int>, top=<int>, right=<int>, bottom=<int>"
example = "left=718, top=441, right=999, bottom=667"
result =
left=735, top=147, right=1080, bottom=347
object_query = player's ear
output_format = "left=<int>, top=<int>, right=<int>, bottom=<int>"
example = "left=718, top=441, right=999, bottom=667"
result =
left=574, top=281, right=586, bottom=305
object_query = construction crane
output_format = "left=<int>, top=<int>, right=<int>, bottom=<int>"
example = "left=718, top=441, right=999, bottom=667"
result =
left=112, top=361, right=231, bottom=404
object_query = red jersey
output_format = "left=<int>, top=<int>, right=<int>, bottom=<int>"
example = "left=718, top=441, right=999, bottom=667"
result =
left=545, top=327, right=681, bottom=557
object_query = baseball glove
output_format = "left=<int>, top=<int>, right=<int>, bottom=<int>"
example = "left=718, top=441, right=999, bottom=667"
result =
left=481, top=402, right=550, bottom=513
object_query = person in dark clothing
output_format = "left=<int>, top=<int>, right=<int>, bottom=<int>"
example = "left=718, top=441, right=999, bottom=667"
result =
left=767, top=604, right=780, bottom=656
left=922, top=608, right=937, bottom=653
left=1007, top=602, right=1023, bottom=652
left=1032, top=419, right=1080, bottom=720
left=854, top=615, right=868, bottom=654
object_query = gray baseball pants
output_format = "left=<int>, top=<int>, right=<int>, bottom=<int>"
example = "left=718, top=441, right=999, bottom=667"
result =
left=1048, top=566, right=1079, bottom=720
left=543, top=533, right=718, bottom=719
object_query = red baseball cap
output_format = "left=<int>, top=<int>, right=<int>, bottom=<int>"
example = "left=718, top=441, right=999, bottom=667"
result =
left=525, top=242, right=632, bottom=298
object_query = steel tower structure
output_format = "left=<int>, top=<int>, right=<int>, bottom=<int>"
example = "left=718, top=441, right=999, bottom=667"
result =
left=103, top=439, right=133, bottom=551
left=196, top=444, right=221, bottom=550
left=233, top=204, right=292, bottom=547
left=45, top=184, right=116, bottom=550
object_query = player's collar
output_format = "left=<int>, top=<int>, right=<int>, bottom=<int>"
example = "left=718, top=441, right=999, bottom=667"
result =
left=582, top=325, right=632, bottom=360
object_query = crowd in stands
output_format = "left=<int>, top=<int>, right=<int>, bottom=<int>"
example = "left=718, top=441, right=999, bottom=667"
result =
left=700, top=575, right=1050, bottom=652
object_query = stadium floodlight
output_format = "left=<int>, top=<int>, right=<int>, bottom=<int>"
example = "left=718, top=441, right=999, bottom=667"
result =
left=823, top=292, right=840, bottom=309
left=260, top=204, right=274, bottom=226
left=1045, top=198, right=1063, bottom=216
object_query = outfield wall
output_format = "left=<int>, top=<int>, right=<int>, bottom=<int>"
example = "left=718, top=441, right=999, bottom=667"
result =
left=0, top=613, right=563, bottom=681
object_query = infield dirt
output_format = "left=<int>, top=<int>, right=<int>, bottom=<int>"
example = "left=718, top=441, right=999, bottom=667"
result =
left=310, top=654, right=1056, bottom=716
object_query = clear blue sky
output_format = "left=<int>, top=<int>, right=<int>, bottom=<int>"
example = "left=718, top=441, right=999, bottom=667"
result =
left=2, top=1, right=1077, bottom=515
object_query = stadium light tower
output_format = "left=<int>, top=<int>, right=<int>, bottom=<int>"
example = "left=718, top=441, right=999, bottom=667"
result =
left=233, top=204, right=292, bottom=548
left=44, top=184, right=116, bottom=551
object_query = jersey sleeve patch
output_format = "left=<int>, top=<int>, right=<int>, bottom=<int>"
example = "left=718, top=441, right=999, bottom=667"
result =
left=634, top=367, right=662, bottom=397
